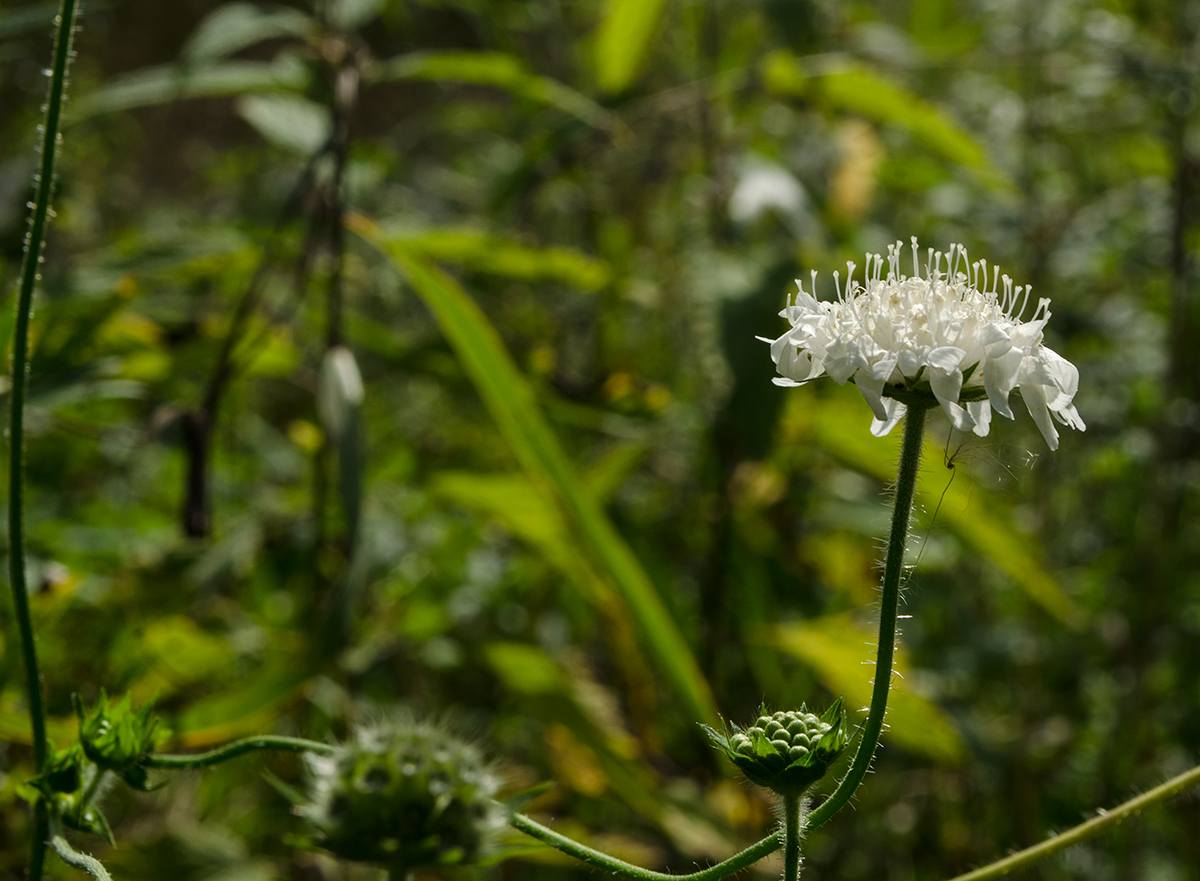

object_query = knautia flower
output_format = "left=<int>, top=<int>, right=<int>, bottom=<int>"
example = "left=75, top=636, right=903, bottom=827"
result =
left=765, top=239, right=1085, bottom=449
left=703, top=700, right=851, bottom=797
left=300, top=717, right=504, bottom=874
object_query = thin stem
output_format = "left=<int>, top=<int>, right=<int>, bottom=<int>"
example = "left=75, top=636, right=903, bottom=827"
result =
left=10, top=2, right=80, bottom=878
left=782, top=795, right=803, bottom=881
left=48, top=814, right=112, bottom=881
left=945, top=762, right=1200, bottom=881
left=510, top=812, right=780, bottom=881
left=808, top=405, right=928, bottom=828
left=144, top=735, right=334, bottom=768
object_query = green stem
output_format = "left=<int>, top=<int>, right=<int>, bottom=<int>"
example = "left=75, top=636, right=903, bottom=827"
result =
left=509, top=812, right=779, bottom=881
left=782, top=795, right=803, bottom=881
left=48, top=814, right=112, bottom=881
left=77, top=768, right=107, bottom=814
left=144, top=735, right=334, bottom=768
left=9, top=2, right=80, bottom=878
left=807, top=405, right=928, bottom=829
left=945, top=762, right=1200, bottom=881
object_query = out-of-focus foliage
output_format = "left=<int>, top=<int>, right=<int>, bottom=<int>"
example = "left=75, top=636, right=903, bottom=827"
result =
left=1, top=0, right=1200, bottom=879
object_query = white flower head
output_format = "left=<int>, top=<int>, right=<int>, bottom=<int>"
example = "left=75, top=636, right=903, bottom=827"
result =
left=764, top=238, right=1085, bottom=450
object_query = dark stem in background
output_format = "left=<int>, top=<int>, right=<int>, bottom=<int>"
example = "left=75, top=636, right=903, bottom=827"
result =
left=181, top=151, right=326, bottom=537
left=325, top=61, right=359, bottom=350
left=7, top=1, right=80, bottom=877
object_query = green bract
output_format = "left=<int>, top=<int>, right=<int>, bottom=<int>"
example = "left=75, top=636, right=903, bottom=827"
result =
left=74, top=691, right=164, bottom=791
left=703, top=699, right=851, bottom=797
left=301, top=718, right=504, bottom=874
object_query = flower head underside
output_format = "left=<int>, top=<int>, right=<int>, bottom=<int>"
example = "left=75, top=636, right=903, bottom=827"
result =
left=764, top=239, right=1085, bottom=449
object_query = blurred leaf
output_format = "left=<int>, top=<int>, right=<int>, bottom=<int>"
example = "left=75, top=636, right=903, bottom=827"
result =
left=785, top=391, right=1083, bottom=624
left=182, top=3, right=314, bottom=64
left=486, top=642, right=567, bottom=695
left=593, top=0, right=668, bottom=94
left=372, top=51, right=615, bottom=130
left=769, top=614, right=966, bottom=763
left=328, top=0, right=383, bottom=30
left=319, top=347, right=365, bottom=545
left=0, top=2, right=57, bottom=41
left=236, top=94, right=331, bottom=154
left=75, top=58, right=308, bottom=118
left=351, top=213, right=719, bottom=727
left=762, top=50, right=1011, bottom=190
left=382, top=226, right=612, bottom=290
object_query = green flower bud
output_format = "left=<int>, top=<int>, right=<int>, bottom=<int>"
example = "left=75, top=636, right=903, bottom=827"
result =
left=301, top=718, right=504, bottom=874
left=74, top=691, right=164, bottom=791
left=703, top=699, right=851, bottom=797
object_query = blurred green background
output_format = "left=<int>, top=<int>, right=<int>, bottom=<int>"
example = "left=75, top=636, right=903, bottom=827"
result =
left=2, top=0, right=1199, bottom=878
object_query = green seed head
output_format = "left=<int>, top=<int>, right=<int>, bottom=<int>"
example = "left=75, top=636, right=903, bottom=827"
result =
left=703, top=699, right=851, bottom=797
left=301, top=718, right=504, bottom=873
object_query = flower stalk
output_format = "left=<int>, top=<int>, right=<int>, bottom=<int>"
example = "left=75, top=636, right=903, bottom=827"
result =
left=782, top=795, right=804, bottom=881
left=807, top=404, right=928, bottom=827
left=8, top=1, right=80, bottom=877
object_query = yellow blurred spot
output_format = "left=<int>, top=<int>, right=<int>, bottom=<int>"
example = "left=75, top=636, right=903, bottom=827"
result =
left=98, top=310, right=163, bottom=347
left=545, top=723, right=608, bottom=796
left=800, top=531, right=876, bottom=604
left=830, top=119, right=884, bottom=221
left=113, top=274, right=138, bottom=298
left=644, top=382, right=671, bottom=411
left=730, top=461, right=785, bottom=509
left=529, top=344, right=557, bottom=376
left=288, top=419, right=323, bottom=453
left=603, top=371, right=635, bottom=403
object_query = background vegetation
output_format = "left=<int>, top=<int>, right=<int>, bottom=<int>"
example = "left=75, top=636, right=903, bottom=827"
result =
left=2, top=0, right=1199, bottom=878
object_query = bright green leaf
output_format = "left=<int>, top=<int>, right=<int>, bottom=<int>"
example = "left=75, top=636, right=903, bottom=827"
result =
left=593, top=0, right=669, bottom=94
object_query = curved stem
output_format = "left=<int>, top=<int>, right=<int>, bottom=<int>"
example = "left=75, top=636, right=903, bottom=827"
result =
left=945, top=762, right=1200, bottom=881
left=144, top=735, right=334, bottom=768
left=9, top=3, right=80, bottom=878
left=48, top=814, right=112, bottom=881
left=782, top=795, right=804, bottom=881
left=509, top=812, right=780, bottom=881
left=807, top=405, right=928, bottom=829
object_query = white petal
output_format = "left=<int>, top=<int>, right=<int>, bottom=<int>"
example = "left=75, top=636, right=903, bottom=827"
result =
left=1021, top=381, right=1059, bottom=450
left=854, top=372, right=889, bottom=422
left=870, top=399, right=907, bottom=437
left=977, top=322, right=1013, bottom=357
left=871, top=354, right=899, bottom=381
left=826, top=356, right=857, bottom=385
left=983, top=349, right=1022, bottom=420
left=928, top=346, right=967, bottom=372
left=930, top=367, right=974, bottom=431
left=772, top=377, right=804, bottom=387
left=967, top=400, right=992, bottom=437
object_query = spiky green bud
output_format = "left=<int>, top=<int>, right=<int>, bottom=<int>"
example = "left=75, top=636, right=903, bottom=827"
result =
left=301, top=718, right=504, bottom=874
left=703, top=699, right=851, bottom=797
left=74, top=691, right=164, bottom=791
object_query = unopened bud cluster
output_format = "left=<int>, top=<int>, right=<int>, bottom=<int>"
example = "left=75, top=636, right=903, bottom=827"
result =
left=704, top=700, right=850, bottom=797
left=301, top=718, right=504, bottom=874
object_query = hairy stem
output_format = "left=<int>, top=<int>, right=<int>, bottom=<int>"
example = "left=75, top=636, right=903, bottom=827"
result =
left=808, top=405, right=927, bottom=828
left=9, top=1, right=80, bottom=877
left=144, top=735, right=334, bottom=768
left=946, top=762, right=1200, bottom=881
left=782, top=795, right=804, bottom=881
left=510, top=813, right=779, bottom=881
left=48, top=815, right=112, bottom=881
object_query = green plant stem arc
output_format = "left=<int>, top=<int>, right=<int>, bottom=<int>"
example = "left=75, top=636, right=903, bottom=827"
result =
left=48, top=814, right=112, bottom=881
left=510, top=812, right=779, bottom=881
left=945, top=762, right=1200, bottom=881
left=145, top=735, right=335, bottom=768
left=807, top=405, right=928, bottom=829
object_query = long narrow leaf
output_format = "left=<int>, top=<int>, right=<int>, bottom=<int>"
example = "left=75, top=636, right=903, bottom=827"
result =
left=349, top=213, right=719, bottom=727
left=593, top=0, right=669, bottom=94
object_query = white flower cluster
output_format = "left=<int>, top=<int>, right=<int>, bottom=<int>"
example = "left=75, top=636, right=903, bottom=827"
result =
left=765, top=239, right=1085, bottom=449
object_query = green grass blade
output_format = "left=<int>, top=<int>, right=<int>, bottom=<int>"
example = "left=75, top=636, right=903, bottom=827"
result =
left=351, top=214, right=719, bottom=726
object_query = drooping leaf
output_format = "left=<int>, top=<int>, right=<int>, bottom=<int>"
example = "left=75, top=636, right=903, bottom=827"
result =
left=371, top=51, right=614, bottom=130
left=762, top=50, right=1011, bottom=191
left=236, top=94, right=331, bottom=154
left=593, top=0, right=669, bottom=94
left=350, top=213, right=719, bottom=727
left=182, top=3, right=314, bottom=64
left=769, top=614, right=967, bottom=763
left=75, top=57, right=309, bottom=118
left=382, top=226, right=611, bottom=290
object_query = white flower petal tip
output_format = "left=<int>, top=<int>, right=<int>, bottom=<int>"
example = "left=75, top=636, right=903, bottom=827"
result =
left=765, top=239, right=1082, bottom=449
